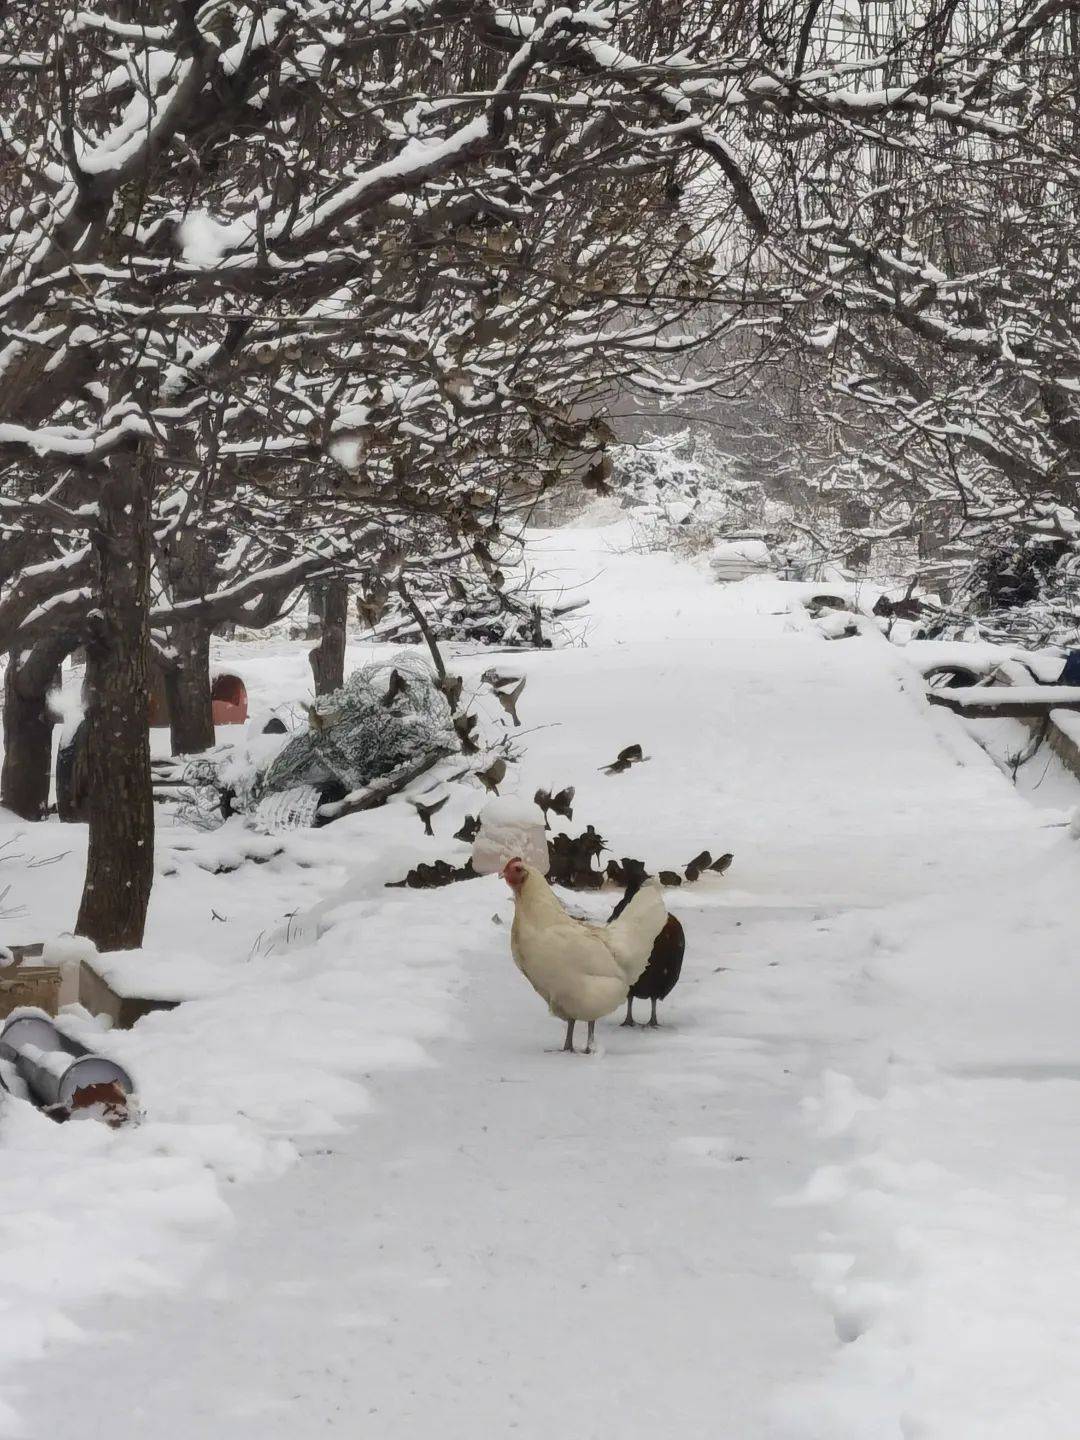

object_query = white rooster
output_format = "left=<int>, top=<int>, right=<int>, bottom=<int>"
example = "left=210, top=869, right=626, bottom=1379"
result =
left=500, top=858, right=668, bottom=1053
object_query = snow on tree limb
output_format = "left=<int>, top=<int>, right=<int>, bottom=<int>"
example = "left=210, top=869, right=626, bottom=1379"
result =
left=2, top=0, right=1074, bottom=660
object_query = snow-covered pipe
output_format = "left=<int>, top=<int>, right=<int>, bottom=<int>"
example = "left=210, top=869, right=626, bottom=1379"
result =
left=16, top=1046, right=133, bottom=1111
left=0, top=1012, right=134, bottom=1112
left=0, top=1012, right=68, bottom=1058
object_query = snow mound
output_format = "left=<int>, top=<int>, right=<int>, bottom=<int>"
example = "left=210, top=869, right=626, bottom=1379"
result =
left=471, top=795, right=549, bottom=875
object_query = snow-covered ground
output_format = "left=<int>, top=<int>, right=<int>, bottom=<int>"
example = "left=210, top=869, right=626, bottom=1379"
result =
left=1, top=519, right=1077, bottom=1438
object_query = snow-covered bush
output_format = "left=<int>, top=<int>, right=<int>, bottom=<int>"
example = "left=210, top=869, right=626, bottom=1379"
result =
left=365, top=553, right=588, bottom=650
left=611, top=432, right=791, bottom=561
left=966, top=536, right=1069, bottom=613
left=922, top=513, right=1080, bottom=649
left=373, top=569, right=552, bottom=648
left=615, top=432, right=755, bottom=522
left=263, top=655, right=456, bottom=797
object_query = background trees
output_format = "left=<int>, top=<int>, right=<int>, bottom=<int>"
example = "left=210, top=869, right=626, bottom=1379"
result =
left=740, top=0, right=1080, bottom=610
left=1, top=0, right=1072, bottom=947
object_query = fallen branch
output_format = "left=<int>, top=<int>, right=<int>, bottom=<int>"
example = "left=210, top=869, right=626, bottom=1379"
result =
left=316, top=750, right=448, bottom=822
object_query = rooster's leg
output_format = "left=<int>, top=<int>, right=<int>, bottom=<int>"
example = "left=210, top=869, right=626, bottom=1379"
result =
left=562, top=1020, right=575, bottom=1052
left=620, top=997, right=635, bottom=1027
left=585, top=1020, right=595, bottom=1054
left=647, top=998, right=659, bottom=1028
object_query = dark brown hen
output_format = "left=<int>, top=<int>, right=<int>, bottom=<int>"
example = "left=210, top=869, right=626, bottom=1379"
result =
left=610, top=876, right=686, bottom=1027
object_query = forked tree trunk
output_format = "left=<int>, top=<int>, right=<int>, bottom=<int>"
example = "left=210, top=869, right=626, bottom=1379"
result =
left=1, top=639, right=71, bottom=819
left=165, top=622, right=215, bottom=755
left=75, top=459, right=155, bottom=951
left=308, top=578, right=349, bottom=695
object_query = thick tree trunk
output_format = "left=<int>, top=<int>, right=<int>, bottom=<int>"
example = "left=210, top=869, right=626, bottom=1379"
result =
left=75, top=459, right=155, bottom=951
left=165, top=623, right=215, bottom=755
left=161, top=532, right=216, bottom=755
left=1, top=640, right=69, bottom=819
left=306, top=582, right=325, bottom=642
left=308, top=578, right=349, bottom=695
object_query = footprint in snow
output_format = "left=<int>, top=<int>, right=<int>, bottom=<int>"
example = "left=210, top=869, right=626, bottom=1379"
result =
left=671, top=1135, right=743, bottom=1167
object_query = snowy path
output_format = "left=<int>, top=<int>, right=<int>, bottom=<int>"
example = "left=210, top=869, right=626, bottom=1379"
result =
left=3, top=519, right=1073, bottom=1438
left=21, top=911, right=834, bottom=1438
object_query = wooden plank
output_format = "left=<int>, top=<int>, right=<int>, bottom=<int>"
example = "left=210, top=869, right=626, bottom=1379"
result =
left=928, top=689, right=1080, bottom=719
left=78, top=961, right=181, bottom=1029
